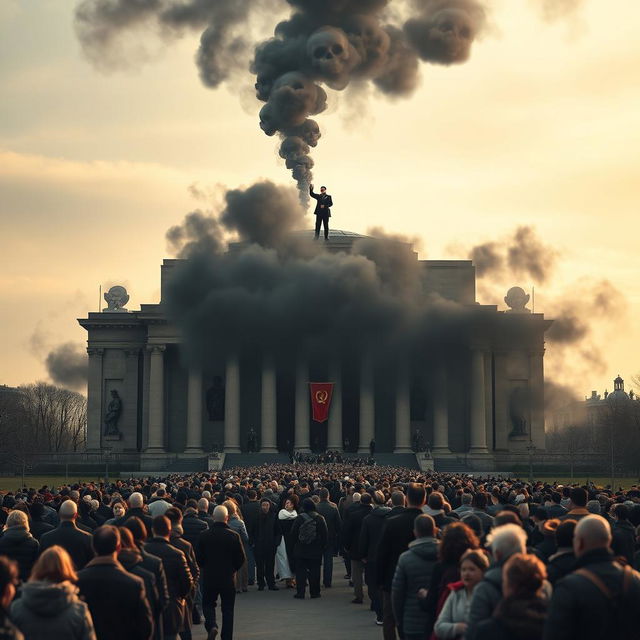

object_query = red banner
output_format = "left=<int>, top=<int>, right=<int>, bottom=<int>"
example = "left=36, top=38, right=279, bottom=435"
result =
left=309, top=382, right=334, bottom=423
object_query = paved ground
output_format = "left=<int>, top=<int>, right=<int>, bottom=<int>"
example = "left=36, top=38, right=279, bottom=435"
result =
left=193, top=558, right=382, bottom=639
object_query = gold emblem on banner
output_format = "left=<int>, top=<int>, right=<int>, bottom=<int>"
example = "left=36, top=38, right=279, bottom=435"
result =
left=315, top=390, right=328, bottom=404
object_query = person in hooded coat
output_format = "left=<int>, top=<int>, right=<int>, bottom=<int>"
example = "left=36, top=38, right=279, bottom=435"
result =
left=392, top=515, right=439, bottom=640
left=10, top=546, right=96, bottom=640
left=472, top=553, right=548, bottom=640
left=0, top=511, right=39, bottom=583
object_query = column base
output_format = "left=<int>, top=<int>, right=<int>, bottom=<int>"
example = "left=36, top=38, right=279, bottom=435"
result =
left=144, top=448, right=166, bottom=454
left=327, top=444, right=343, bottom=451
left=224, top=447, right=241, bottom=454
left=357, top=447, right=370, bottom=454
left=431, top=447, right=453, bottom=456
left=183, top=448, right=205, bottom=456
left=394, top=446, right=413, bottom=454
left=260, top=447, right=279, bottom=454
left=294, top=446, right=311, bottom=453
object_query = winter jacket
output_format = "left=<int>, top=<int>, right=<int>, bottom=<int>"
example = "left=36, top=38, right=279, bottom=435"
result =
left=316, top=500, right=341, bottom=548
left=181, top=512, right=208, bottom=548
left=473, top=596, right=547, bottom=640
left=611, top=520, right=636, bottom=565
left=39, top=521, right=94, bottom=571
left=391, top=536, right=439, bottom=636
left=342, top=503, right=372, bottom=560
left=10, top=581, right=96, bottom=640
left=28, top=520, right=53, bottom=542
left=359, top=506, right=391, bottom=563
left=545, top=549, right=575, bottom=585
left=0, top=611, right=22, bottom=640
left=468, top=556, right=551, bottom=637
left=0, top=527, right=39, bottom=582
left=433, top=583, right=473, bottom=639
left=543, top=548, right=640, bottom=640
left=290, top=511, right=328, bottom=560
left=195, top=522, right=245, bottom=592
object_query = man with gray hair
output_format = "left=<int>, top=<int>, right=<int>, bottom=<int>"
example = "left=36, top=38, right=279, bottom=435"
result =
left=196, top=505, right=245, bottom=640
left=467, top=523, right=532, bottom=635
left=40, top=499, right=94, bottom=570
left=128, top=491, right=153, bottom=536
left=543, top=514, right=640, bottom=640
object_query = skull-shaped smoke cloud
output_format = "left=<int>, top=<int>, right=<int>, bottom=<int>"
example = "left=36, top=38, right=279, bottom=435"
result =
left=74, top=0, right=487, bottom=201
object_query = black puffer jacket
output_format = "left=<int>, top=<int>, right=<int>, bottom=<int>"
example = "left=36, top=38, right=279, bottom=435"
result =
left=0, top=527, right=39, bottom=582
left=10, top=581, right=95, bottom=640
left=473, top=596, right=547, bottom=640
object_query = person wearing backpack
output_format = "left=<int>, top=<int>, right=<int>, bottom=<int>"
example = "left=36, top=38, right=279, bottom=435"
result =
left=543, top=514, right=640, bottom=640
left=290, top=498, right=328, bottom=600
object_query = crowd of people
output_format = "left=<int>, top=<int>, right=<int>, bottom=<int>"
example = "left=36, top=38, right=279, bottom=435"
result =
left=0, top=463, right=639, bottom=640
left=290, top=451, right=376, bottom=466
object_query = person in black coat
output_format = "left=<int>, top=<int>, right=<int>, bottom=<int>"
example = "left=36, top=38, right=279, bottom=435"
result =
left=377, top=483, right=426, bottom=640
left=543, top=515, right=640, bottom=640
left=342, top=494, right=373, bottom=604
left=195, top=505, right=245, bottom=640
left=290, top=498, right=328, bottom=599
left=27, top=502, right=53, bottom=541
left=39, top=500, right=94, bottom=571
left=0, top=557, right=22, bottom=640
left=474, top=553, right=547, bottom=640
left=316, top=488, right=341, bottom=588
left=240, top=491, right=260, bottom=586
left=309, top=184, right=333, bottom=240
left=181, top=508, right=208, bottom=548
left=123, top=515, right=170, bottom=640
left=248, top=499, right=280, bottom=591
left=128, top=493, right=154, bottom=537
left=0, top=511, right=39, bottom=583
left=145, top=516, right=194, bottom=640
left=610, top=504, right=636, bottom=566
left=118, top=527, right=163, bottom=640
left=545, top=519, right=576, bottom=585
left=77, top=525, right=153, bottom=640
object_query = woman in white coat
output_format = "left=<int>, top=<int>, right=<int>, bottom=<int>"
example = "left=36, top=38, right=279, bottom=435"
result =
left=433, top=549, right=489, bottom=639
left=276, top=497, right=298, bottom=588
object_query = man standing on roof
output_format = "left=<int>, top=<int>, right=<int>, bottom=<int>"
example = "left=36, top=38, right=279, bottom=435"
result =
left=310, top=184, right=333, bottom=241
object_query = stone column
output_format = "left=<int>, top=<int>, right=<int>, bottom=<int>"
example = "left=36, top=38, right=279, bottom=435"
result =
left=470, top=348, right=489, bottom=453
left=394, top=360, right=412, bottom=453
left=358, top=355, right=375, bottom=453
left=432, top=366, right=451, bottom=454
left=327, top=360, right=343, bottom=451
left=294, top=359, right=310, bottom=452
left=146, top=345, right=166, bottom=453
left=224, top=354, right=241, bottom=453
left=86, top=348, right=104, bottom=451
left=123, top=349, right=140, bottom=450
left=185, top=369, right=203, bottom=454
left=261, top=354, right=278, bottom=453
left=529, top=350, right=545, bottom=450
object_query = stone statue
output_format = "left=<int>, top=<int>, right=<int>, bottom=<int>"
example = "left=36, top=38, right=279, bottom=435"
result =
left=103, top=286, right=130, bottom=312
left=206, top=376, right=225, bottom=421
left=504, top=286, right=531, bottom=313
left=104, top=390, right=122, bottom=436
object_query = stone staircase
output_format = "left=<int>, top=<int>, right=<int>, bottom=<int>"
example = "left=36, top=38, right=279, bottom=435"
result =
left=223, top=453, right=290, bottom=469
left=164, top=457, right=207, bottom=473
left=434, top=457, right=472, bottom=473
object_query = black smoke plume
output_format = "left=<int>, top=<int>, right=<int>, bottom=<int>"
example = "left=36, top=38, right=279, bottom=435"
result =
left=469, top=226, right=558, bottom=284
left=74, top=0, right=487, bottom=200
left=45, top=343, right=88, bottom=391
left=164, top=181, right=479, bottom=367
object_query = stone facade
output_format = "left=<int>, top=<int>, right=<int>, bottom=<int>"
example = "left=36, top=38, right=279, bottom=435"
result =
left=79, top=230, right=552, bottom=469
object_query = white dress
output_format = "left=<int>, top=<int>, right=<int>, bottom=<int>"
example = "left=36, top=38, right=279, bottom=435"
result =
left=275, top=509, right=297, bottom=580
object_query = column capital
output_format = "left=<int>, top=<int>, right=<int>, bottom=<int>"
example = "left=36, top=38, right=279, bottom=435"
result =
left=147, top=345, right=166, bottom=354
left=87, top=348, right=104, bottom=357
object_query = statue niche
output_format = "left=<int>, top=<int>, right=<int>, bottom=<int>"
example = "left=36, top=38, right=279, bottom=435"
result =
left=508, top=386, right=531, bottom=438
left=104, top=389, right=123, bottom=437
left=206, top=376, right=225, bottom=421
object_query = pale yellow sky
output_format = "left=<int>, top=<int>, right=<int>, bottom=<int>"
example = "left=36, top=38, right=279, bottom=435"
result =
left=1, top=0, right=638, bottom=396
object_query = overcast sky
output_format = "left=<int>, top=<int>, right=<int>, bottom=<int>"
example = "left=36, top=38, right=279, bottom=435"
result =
left=1, top=0, right=638, bottom=396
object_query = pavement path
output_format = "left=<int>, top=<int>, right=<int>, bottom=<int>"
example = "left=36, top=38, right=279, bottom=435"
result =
left=193, top=558, right=383, bottom=640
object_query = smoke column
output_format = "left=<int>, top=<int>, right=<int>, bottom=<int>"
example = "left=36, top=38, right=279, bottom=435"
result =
left=75, top=0, right=487, bottom=202
left=45, top=343, right=88, bottom=391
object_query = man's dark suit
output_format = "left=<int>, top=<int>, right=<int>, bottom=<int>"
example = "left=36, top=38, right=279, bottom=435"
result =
left=39, top=520, right=94, bottom=570
left=196, top=522, right=245, bottom=640
left=310, top=187, right=333, bottom=239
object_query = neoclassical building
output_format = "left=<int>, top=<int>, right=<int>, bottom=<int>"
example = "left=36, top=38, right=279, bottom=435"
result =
left=79, top=230, right=552, bottom=470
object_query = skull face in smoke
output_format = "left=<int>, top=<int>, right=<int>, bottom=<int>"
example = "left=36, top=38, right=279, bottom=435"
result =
left=307, top=26, right=360, bottom=88
left=259, top=72, right=327, bottom=136
left=345, top=14, right=391, bottom=75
